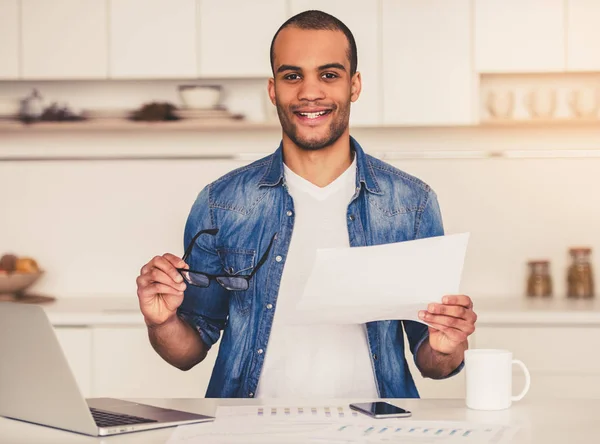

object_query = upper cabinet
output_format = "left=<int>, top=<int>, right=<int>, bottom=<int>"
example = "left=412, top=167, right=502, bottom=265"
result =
left=197, top=0, right=287, bottom=78
left=289, top=1, right=380, bottom=126
left=109, top=0, right=197, bottom=78
left=475, top=0, right=565, bottom=73
left=0, top=0, right=19, bottom=79
left=21, top=0, right=108, bottom=79
left=567, top=0, right=600, bottom=71
left=382, top=0, right=475, bottom=126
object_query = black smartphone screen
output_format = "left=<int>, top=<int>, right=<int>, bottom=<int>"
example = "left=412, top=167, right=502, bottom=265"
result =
left=351, top=402, right=409, bottom=416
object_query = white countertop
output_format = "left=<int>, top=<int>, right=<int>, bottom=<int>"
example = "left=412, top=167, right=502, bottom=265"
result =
left=0, top=397, right=596, bottom=444
left=35, top=295, right=600, bottom=327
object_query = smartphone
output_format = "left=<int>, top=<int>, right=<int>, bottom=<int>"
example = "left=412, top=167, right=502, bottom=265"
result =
left=349, top=402, right=412, bottom=419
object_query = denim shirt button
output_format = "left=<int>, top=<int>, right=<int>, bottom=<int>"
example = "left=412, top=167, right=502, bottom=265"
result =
left=275, top=255, right=283, bottom=262
left=348, top=215, right=355, bottom=221
left=286, top=210, right=293, bottom=217
left=249, top=392, right=254, bottom=397
left=373, top=354, right=378, bottom=360
left=266, top=303, right=273, bottom=309
left=257, top=349, right=264, bottom=354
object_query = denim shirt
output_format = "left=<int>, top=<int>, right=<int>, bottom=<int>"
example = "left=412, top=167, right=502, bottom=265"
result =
left=177, top=136, right=463, bottom=398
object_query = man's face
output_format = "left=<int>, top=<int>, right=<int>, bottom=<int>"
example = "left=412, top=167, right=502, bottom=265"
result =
left=268, top=27, right=361, bottom=151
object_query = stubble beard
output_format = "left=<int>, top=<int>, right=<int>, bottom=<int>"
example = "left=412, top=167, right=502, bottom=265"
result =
left=275, top=97, right=351, bottom=152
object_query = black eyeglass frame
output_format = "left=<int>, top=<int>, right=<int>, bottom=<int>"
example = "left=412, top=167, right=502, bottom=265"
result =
left=176, top=228, right=277, bottom=291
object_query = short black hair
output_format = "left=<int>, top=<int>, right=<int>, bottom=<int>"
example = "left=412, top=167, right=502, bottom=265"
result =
left=269, top=10, right=358, bottom=76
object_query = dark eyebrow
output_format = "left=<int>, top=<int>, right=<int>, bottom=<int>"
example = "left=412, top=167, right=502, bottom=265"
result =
left=276, top=64, right=302, bottom=74
left=276, top=63, right=347, bottom=74
left=318, top=63, right=346, bottom=72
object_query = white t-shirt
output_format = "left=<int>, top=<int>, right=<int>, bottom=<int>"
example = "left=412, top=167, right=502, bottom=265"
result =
left=255, top=156, right=379, bottom=398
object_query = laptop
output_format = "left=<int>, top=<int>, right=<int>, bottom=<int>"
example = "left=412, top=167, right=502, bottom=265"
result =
left=0, top=302, right=214, bottom=436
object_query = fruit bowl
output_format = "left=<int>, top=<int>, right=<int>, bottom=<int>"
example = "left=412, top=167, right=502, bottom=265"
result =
left=0, top=271, right=44, bottom=297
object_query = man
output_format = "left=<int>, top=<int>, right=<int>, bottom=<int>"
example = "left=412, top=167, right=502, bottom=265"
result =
left=136, top=10, right=477, bottom=399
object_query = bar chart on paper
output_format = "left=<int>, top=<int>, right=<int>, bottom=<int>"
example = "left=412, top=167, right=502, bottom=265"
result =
left=313, top=421, right=520, bottom=442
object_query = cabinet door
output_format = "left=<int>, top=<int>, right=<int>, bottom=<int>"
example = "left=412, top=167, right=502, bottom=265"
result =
left=92, top=327, right=218, bottom=398
left=0, top=0, right=19, bottom=79
left=382, top=0, right=474, bottom=125
left=475, top=0, right=565, bottom=72
left=21, top=0, right=108, bottom=79
left=289, top=1, right=380, bottom=126
left=109, top=0, right=197, bottom=78
left=54, top=327, right=93, bottom=398
left=197, top=0, right=287, bottom=77
left=567, top=0, right=600, bottom=71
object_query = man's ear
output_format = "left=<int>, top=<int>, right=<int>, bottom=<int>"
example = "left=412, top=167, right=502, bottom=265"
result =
left=351, top=72, right=362, bottom=103
left=268, top=78, right=276, bottom=106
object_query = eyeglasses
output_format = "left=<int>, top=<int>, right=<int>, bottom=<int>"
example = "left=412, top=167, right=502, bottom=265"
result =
left=176, top=228, right=276, bottom=291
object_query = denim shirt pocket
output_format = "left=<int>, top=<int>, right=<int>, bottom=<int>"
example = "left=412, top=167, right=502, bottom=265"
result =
left=216, top=248, right=256, bottom=315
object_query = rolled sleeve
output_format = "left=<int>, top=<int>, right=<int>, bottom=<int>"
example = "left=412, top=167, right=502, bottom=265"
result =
left=176, top=185, right=229, bottom=350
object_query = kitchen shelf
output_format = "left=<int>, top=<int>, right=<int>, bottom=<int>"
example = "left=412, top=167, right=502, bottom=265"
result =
left=0, top=118, right=281, bottom=132
left=480, top=118, right=600, bottom=128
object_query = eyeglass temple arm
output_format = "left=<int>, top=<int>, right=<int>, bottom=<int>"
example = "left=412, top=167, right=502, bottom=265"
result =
left=181, top=228, right=219, bottom=262
left=249, top=233, right=277, bottom=278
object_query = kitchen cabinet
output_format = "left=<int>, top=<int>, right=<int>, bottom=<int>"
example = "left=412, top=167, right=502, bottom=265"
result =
left=109, top=0, right=197, bottom=78
left=21, top=0, right=108, bottom=79
left=0, top=0, right=19, bottom=79
left=92, top=327, right=218, bottom=398
left=475, top=0, right=565, bottom=73
left=197, top=0, right=288, bottom=78
left=382, top=0, right=475, bottom=126
left=567, top=0, right=600, bottom=71
left=289, top=1, right=381, bottom=126
left=54, top=327, right=93, bottom=398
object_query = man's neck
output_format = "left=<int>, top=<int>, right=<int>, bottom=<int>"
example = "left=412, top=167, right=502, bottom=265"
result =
left=282, top=133, right=353, bottom=188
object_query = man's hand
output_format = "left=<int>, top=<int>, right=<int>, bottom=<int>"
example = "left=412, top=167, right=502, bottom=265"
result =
left=136, top=253, right=189, bottom=327
left=418, top=295, right=477, bottom=355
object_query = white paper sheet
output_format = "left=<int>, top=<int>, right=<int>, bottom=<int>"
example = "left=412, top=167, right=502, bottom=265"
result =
left=167, top=416, right=519, bottom=444
left=284, top=233, right=470, bottom=325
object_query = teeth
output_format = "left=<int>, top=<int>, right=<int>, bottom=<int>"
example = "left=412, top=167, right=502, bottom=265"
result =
left=299, top=111, right=327, bottom=119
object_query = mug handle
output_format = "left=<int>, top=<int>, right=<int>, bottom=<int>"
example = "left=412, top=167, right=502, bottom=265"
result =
left=511, top=359, right=531, bottom=402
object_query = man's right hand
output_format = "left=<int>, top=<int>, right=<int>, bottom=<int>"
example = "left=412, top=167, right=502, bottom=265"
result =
left=136, top=253, right=188, bottom=327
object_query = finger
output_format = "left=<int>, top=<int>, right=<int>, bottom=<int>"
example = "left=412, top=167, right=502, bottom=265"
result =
left=427, top=303, right=477, bottom=323
left=442, top=294, right=473, bottom=309
left=426, top=321, right=468, bottom=343
left=149, top=267, right=187, bottom=292
left=149, top=255, right=185, bottom=284
left=139, top=282, right=185, bottom=300
left=418, top=311, right=475, bottom=335
left=163, top=253, right=188, bottom=270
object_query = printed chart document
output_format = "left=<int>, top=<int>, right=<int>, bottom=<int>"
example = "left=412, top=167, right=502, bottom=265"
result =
left=286, top=233, right=470, bottom=325
left=166, top=405, right=520, bottom=444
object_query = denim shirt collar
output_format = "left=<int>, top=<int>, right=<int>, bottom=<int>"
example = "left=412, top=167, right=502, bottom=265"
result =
left=258, top=136, right=383, bottom=195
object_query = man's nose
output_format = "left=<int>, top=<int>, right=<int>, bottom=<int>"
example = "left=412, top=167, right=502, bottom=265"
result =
left=298, top=76, right=325, bottom=102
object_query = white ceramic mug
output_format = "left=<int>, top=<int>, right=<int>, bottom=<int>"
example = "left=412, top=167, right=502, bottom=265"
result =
left=465, top=349, right=531, bottom=411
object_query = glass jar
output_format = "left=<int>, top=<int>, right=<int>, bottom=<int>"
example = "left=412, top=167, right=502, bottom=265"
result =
left=526, top=260, right=552, bottom=298
left=567, top=248, right=595, bottom=299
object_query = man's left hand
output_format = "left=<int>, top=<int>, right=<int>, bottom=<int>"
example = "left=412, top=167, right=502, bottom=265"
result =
left=418, top=295, right=477, bottom=355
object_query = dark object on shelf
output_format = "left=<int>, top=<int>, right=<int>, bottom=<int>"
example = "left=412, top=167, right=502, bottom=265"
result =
left=567, top=247, right=595, bottom=299
left=130, top=102, right=181, bottom=122
left=526, top=260, right=552, bottom=298
left=39, top=102, right=86, bottom=122
left=19, top=89, right=45, bottom=123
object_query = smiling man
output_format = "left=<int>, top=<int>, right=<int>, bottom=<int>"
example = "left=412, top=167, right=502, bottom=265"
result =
left=136, top=10, right=477, bottom=398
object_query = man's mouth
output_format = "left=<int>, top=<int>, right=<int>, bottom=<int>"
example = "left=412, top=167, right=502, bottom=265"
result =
left=293, top=109, right=333, bottom=121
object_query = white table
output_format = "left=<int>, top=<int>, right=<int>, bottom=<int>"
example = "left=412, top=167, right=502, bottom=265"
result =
left=0, top=398, right=597, bottom=443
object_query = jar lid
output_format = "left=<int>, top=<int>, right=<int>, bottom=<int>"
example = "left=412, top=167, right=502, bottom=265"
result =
left=528, top=260, right=549, bottom=265
left=569, top=247, right=591, bottom=254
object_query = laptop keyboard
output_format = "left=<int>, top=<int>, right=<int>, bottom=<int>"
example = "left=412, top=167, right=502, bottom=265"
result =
left=90, top=407, right=158, bottom=428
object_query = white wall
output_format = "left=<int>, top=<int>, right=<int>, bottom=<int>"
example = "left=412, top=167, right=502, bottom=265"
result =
left=1, top=126, right=598, bottom=300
